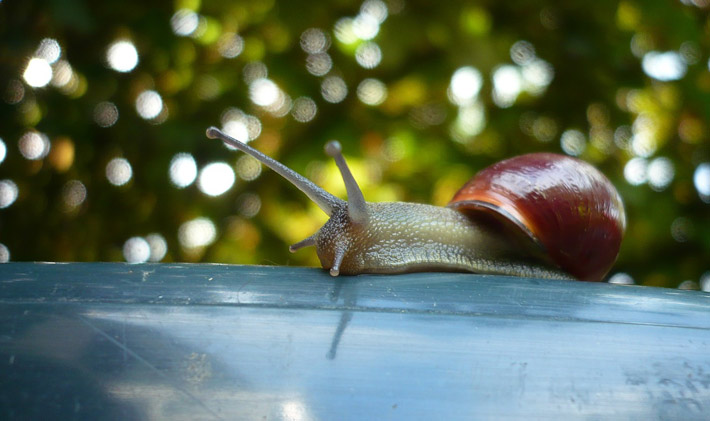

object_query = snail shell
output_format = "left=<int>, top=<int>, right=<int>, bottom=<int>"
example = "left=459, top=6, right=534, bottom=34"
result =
left=448, top=153, right=626, bottom=282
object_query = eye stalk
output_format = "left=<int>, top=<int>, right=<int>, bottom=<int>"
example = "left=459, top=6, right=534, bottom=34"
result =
left=324, top=140, right=368, bottom=225
left=206, top=127, right=344, bottom=216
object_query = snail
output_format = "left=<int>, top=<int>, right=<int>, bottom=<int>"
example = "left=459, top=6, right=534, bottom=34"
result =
left=206, top=127, right=626, bottom=282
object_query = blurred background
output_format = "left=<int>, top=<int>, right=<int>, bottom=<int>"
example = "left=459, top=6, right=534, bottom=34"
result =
left=0, top=0, right=708, bottom=289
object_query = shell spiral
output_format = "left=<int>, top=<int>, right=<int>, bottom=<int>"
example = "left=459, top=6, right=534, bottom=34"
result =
left=448, top=153, right=626, bottom=282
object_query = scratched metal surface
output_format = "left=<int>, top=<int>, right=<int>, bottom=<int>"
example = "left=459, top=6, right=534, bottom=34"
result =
left=1, top=263, right=709, bottom=420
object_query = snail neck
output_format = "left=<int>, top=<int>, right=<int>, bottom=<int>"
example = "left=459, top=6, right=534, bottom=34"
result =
left=314, top=202, right=571, bottom=280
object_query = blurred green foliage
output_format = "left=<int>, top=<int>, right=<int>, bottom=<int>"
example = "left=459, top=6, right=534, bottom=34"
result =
left=0, top=0, right=709, bottom=288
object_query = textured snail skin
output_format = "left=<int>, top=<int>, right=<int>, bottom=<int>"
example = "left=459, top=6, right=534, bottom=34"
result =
left=313, top=201, right=571, bottom=279
left=449, top=153, right=626, bottom=282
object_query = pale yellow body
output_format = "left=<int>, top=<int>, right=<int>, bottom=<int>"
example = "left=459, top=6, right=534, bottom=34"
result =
left=315, top=202, right=570, bottom=279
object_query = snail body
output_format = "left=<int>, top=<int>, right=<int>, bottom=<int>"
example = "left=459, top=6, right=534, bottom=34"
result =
left=206, top=127, right=625, bottom=282
left=311, top=201, right=565, bottom=278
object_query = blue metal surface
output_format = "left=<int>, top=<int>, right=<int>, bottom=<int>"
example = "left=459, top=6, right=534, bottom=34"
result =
left=1, top=263, right=709, bottom=420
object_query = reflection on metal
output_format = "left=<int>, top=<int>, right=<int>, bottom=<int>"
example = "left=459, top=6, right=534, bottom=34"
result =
left=1, top=263, right=710, bottom=420
left=326, top=278, right=356, bottom=360
left=326, top=311, right=352, bottom=360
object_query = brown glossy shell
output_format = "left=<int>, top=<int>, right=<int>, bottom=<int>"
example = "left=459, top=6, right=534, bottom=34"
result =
left=448, top=153, right=626, bottom=282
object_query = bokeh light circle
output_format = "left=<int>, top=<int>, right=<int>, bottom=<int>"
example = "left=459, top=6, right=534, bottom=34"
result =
left=0, top=243, right=9, bottom=262
left=170, top=153, right=198, bottom=188
left=624, top=157, right=648, bottom=186
left=300, top=28, right=329, bottom=54
left=694, top=163, right=710, bottom=202
left=608, top=272, right=634, bottom=285
left=61, top=180, right=87, bottom=211
left=560, top=129, right=586, bottom=156
left=123, top=236, right=150, bottom=263
left=171, top=9, right=199, bottom=36
left=321, top=76, right=348, bottom=103
left=449, top=66, right=483, bottom=106
left=357, top=78, right=387, bottom=106
left=106, top=40, right=139, bottom=73
left=647, top=157, right=674, bottom=191
left=19, top=132, right=51, bottom=160
left=145, top=233, right=168, bottom=262
left=23, top=58, right=53, bottom=88
left=0, top=180, right=19, bottom=209
left=198, top=162, right=235, bottom=196
left=106, top=158, right=133, bottom=186
left=292, top=97, right=318, bottom=122
left=179, top=217, right=217, bottom=249
left=94, top=102, right=119, bottom=127
left=36, top=38, right=61, bottom=63
left=355, top=42, right=382, bottom=68
left=135, top=90, right=163, bottom=120
left=0, top=138, right=6, bottom=164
